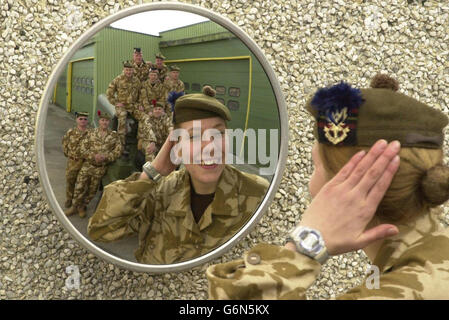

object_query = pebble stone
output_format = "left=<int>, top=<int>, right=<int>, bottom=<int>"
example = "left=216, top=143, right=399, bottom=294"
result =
left=0, top=0, right=448, bottom=300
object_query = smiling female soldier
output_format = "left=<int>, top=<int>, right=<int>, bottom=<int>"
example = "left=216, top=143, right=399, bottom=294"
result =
left=206, top=75, right=449, bottom=299
left=87, top=86, right=269, bottom=264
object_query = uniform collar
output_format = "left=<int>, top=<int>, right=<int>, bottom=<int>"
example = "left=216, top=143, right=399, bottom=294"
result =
left=165, top=166, right=239, bottom=233
left=372, top=208, right=443, bottom=272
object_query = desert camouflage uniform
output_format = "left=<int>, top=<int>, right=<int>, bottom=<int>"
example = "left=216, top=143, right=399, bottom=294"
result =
left=149, top=63, right=168, bottom=83
left=72, top=128, right=122, bottom=210
left=87, top=165, right=269, bottom=264
left=106, top=73, right=141, bottom=145
left=132, top=60, right=150, bottom=83
left=62, top=127, right=89, bottom=203
left=136, top=114, right=157, bottom=162
left=139, top=80, right=168, bottom=113
left=207, top=209, right=449, bottom=299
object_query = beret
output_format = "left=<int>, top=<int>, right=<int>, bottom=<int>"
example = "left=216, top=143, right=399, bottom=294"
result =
left=306, top=74, right=448, bottom=149
left=173, top=86, right=231, bottom=125
left=75, top=111, right=89, bottom=118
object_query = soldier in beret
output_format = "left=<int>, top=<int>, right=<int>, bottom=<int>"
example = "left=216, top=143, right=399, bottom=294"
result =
left=139, top=68, right=168, bottom=116
left=65, top=112, right=122, bottom=218
left=106, top=61, right=141, bottom=148
left=163, top=65, right=185, bottom=117
left=137, top=101, right=173, bottom=163
left=206, top=74, right=449, bottom=299
left=149, top=52, right=169, bottom=83
left=88, top=86, right=269, bottom=264
left=131, top=48, right=150, bottom=83
left=62, top=111, right=90, bottom=208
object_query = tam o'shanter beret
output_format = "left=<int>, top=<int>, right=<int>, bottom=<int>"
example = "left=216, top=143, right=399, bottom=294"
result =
left=306, top=74, right=448, bottom=149
left=123, top=60, right=133, bottom=68
left=134, top=47, right=141, bottom=53
left=169, top=65, right=180, bottom=71
left=155, top=52, right=166, bottom=60
left=97, top=110, right=111, bottom=120
left=173, top=86, right=231, bottom=125
left=75, top=111, right=89, bottom=118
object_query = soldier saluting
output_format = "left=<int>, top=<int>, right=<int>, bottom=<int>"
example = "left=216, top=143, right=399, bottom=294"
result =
left=62, top=111, right=90, bottom=209
left=131, top=48, right=150, bottom=83
left=106, top=61, right=141, bottom=148
left=65, top=112, right=122, bottom=218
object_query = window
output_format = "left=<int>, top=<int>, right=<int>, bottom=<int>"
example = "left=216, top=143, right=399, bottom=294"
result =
left=215, top=86, right=226, bottom=95
left=184, top=82, right=190, bottom=91
left=216, top=98, right=225, bottom=105
left=227, top=100, right=239, bottom=111
left=191, top=83, right=201, bottom=92
left=229, top=87, right=240, bottom=97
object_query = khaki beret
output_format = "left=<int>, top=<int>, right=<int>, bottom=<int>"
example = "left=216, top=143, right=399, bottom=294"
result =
left=97, top=110, right=111, bottom=120
left=75, top=111, right=89, bottom=118
left=306, top=74, right=448, bottom=149
left=123, top=60, right=133, bottom=68
left=174, top=86, right=231, bottom=125
left=155, top=52, right=166, bottom=60
left=169, top=65, right=180, bottom=72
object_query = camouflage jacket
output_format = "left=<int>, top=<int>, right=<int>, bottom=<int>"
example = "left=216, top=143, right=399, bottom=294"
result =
left=207, top=209, right=449, bottom=299
left=149, top=63, right=168, bottom=83
left=138, top=113, right=172, bottom=148
left=164, top=79, right=185, bottom=93
left=137, top=115, right=157, bottom=145
left=87, top=165, right=269, bottom=264
left=80, top=128, right=122, bottom=167
left=106, top=73, right=141, bottom=107
left=132, top=60, right=150, bottom=83
left=140, top=80, right=167, bottom=111
left=62, top=126, right=90, bottom=159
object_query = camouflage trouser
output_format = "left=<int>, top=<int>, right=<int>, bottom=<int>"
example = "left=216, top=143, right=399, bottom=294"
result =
left=72, top=162, right=107, bottom=208
left=65, top=158, right=84, bottom=201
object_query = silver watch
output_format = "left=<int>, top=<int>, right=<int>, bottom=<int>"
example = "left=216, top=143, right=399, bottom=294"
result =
left=286, top=226, right=329, bottom=264
left=142, top=162, right=162, bottom=182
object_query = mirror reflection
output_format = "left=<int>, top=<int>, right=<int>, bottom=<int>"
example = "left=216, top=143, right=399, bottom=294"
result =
left=44, top=10, right=281, bottom=265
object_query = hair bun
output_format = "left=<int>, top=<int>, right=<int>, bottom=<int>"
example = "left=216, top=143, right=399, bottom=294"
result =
left=421, top=165, right=449, bottom=206
left=203, top=85, right=216, bottom=97
left=370, top=74, right=399, bottom=91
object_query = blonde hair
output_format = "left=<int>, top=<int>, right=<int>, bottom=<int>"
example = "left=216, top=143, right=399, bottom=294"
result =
left=318, top=144, right=449, bottom=223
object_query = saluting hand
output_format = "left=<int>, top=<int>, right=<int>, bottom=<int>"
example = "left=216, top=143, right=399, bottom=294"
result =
left=293, top=140, right=401, bottom=256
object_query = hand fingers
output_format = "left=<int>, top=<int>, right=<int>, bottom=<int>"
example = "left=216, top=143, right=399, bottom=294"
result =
left=328, top=150, right=366, bottom=184
left=356, top=141, right=401, bottom=195
left=356, top=224, right=399, bottom=249
left=366, top=155, right=400, bottom=207
left=342, top=139, right=389, bottom=189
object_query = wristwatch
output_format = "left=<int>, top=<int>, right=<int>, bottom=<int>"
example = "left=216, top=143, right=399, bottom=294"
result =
left=286, top=226, right=329, bottom=264
left=142, top=162, right=162, bottom=182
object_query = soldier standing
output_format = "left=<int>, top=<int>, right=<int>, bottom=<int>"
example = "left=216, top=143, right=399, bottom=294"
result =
left=149, top=52, right=169, bottom=83
left=137, top=101, right=172, bottom=162
left=164, top=65, right=185, bottom=117
left=66, top=112, right=122, bottom=218
left=62, top=111, right=90, bottom=209
left=106, top=61, right=141, bottom=148
left=139, top=69, right=167, bottom=115
left=131, top=47, right=150, bottom=83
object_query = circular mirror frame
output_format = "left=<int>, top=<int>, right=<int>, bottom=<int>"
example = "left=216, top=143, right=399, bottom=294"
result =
left=35, top=2, right=288, bottom=273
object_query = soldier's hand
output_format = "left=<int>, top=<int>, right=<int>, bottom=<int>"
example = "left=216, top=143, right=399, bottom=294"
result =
left=140, top=132, right=177, bottom=180
left=139, top=105, right=144, bottom=112
left=116, top=103, right=124, bottom=107
left=94, top=154, right=104, bottom=163
left=147, top=142, right=156, bottom=154
left=295, top=140, right=401, bottom=256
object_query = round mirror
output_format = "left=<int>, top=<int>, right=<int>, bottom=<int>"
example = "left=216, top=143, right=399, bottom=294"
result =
left=36, top=2, right=287, bottom=273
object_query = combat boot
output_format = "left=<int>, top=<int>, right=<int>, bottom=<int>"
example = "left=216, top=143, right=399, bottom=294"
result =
left=78, top=206, right=87, bottom=218
left=64, top=199, right=72, bottom=208
left=65, top=206, right=78, bottom=216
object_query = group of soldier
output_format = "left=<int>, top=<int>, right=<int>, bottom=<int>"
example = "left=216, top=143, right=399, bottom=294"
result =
left=63, top=47, right=185, bottom=218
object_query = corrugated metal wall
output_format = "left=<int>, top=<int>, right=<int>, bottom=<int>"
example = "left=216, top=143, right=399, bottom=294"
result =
left=94, top=27, right=160, bottom=110
left=159, top=21, right=228, bottom=41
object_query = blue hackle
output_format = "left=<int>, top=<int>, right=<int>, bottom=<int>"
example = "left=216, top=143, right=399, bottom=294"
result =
left=311, top=81, right=363, bottom=124
left=167, top=91, right=185, bottom=112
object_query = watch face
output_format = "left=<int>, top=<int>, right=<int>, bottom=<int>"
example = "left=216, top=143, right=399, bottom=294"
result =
left=302, top=233, right=320, bottom=252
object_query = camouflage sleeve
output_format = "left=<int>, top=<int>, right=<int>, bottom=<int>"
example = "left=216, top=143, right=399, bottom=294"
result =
left=142, top=125, right=157, bottom=144
left=207, top=243, right=321, bottom=300
left=87, top=172, right=157, bottom=242
left=133, top=79, right=141, bottom=104
left=106, top=78, right=117, bottom=106
left=80, top=131, right=95, bottom=163
left=180, top=81, right=185, bottom=92
left=140, top=85, right=148, bottom=109
left=105, top=132, right=123, bottom=163
left=62, top=130, right=71, bottom=157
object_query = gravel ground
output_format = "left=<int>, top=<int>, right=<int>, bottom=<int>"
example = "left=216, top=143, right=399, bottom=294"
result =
left=0, top=0, right=448, bottom=300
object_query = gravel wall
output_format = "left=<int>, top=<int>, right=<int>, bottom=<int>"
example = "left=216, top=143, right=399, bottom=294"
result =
left=0, top=0, right=448, bottom=299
